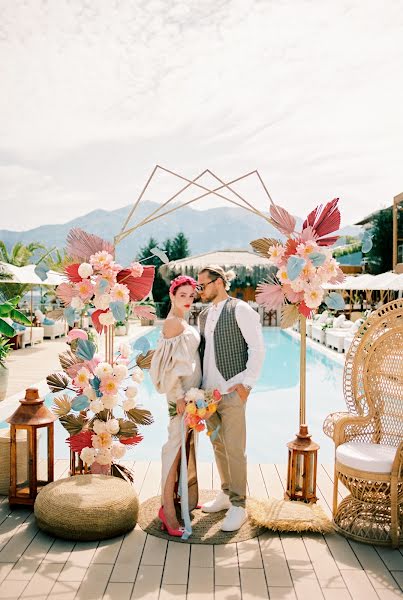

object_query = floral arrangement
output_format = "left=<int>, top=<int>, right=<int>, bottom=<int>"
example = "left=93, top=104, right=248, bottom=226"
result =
left=48, top=331, right=153, bottom=479
left=56, top=228, right=156, bottom=330
left=253, top=199, right=346, bottom=326
left=169, top=387, right=222, bottom=437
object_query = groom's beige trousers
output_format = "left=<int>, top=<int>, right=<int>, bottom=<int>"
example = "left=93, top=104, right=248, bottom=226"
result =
left=206, top=390, right=247, bottom=507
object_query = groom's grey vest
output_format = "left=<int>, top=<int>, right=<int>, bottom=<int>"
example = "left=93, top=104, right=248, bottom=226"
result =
left=199, top=298, right=248, bottom=381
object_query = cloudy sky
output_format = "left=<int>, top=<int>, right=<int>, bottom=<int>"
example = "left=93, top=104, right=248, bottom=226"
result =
left=1, top=0, right=402, bottom=232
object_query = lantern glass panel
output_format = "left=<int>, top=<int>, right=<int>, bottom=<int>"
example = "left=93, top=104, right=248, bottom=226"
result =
left=307, top=452, right=315, bottom=495
left=295, top=452, right=304, bottom=493
left=37, top=428, right=48, bottom=484
left=15, top=428, right=28, bottom=492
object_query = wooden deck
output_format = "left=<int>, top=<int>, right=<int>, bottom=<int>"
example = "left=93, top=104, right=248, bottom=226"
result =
left=0, top=461, right=402, bottom=600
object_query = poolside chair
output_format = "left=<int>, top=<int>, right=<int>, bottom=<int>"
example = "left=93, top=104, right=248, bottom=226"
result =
left=324, top=316, right=356, bottom=352
left=34, top=309, right=67, bottom=339
left=323, top=299, right=403, bottom=547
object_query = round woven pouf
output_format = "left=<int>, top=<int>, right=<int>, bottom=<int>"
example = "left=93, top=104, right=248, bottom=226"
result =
left=34, top=475, right=139, bottom=541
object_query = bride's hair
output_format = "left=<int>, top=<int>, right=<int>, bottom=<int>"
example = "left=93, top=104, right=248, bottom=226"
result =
left=198, top=265, right=236, bottom=291
left=169, top=275, right=197, bottom=296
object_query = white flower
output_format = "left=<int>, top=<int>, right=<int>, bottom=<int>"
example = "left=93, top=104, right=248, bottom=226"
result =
left=185, top=387, right=205, bottom=403
left=80, top=447, right=96, bottom=466
left=84, top=386, right=97, bottom=401
left=102, top=394, right=118, bottom=409
left=276, top=268, right=289, bottom=284
left=71, top=296, right=85, bottom=310
left=132, top=366, right=144, bottom=383
left=96, top=449, right=112, bottom=465
left=93, top=293, right=111, bottom=311
left=111, top=442, right=126, bottom=459
left=93, top=419, right=107, bottom=434
left=99, top=311, right=115, bottom=326
left=95, top=362, right=113, bottom=378
left=78, top=263, right=93, bottom=279
left=125, top=386, right=138, bottom=398
left=113, top=364, right=128, bottom=381
left=105, top=418, right=120, bottom=435
left=89, top=399, right=104, bottom=413
left=119, top=342, right=131, bottom=359
left=123, top=397, right=136, bottom=411
left=92, top=432, right=113, bottom=450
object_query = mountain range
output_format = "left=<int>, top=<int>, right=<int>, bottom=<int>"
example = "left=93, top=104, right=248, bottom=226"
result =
left=0, top=202, right=362, bottom=265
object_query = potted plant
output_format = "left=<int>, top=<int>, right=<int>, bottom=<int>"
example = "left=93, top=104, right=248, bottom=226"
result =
left=0, top=296, right=31, bottom=401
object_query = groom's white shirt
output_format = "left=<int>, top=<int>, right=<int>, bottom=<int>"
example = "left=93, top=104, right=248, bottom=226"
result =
left=201, top=298, right=265, bottom=394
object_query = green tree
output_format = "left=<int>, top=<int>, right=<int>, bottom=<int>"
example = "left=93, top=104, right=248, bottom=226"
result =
left=366, top=208, right=402, bottom=274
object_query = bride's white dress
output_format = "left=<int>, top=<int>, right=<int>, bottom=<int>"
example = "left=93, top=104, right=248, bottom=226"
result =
left=150, top=324, right=202, bottom=499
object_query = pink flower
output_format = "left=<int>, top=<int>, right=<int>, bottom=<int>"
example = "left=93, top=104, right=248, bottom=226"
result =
left=268, top=245, right=286, bottom=266
left=212, top=389, right=222, bottom=401
left=276, top=268, right=289, bottom=284
left=110, top=283, right=130, bottom=304
left=296, top=241, right=319, bottom=258
left=90, top=251, right=114, bottom=271
left=75, top=278, right=94, bottom=301
left=130, top=262, right=144, bottom=278
left=100, top=375, right=119, bottom=396
left=303, top=287, right=324, bottom=309
left=73, top=367, right=92, bottom=388
left=256, top=283, right=285, bottom=310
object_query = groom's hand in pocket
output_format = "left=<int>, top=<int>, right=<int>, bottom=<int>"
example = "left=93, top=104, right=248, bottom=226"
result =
left=176, top=398, right=186, bottom=415
left=227, top=384, right=250, bottom=403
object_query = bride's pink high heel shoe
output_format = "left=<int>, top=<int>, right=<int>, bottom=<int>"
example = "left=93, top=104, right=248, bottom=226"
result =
left=158, top=507, right=184, bottom=537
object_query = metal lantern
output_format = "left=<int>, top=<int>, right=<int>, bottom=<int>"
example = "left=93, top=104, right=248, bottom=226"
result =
left=6, top=387, right=57, bottom=507
left=285, top=424, right=319, bottom=503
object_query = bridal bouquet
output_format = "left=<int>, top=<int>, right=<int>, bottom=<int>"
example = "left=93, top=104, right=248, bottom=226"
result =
left=169, top=387, right=222, bottom=435
left=253, top=199, right=346, bottom=326
left=48, top=333, right=153, bottom=479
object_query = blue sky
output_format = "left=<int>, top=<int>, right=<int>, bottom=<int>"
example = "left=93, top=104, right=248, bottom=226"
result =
left=1, top=0, right=402, bottom=231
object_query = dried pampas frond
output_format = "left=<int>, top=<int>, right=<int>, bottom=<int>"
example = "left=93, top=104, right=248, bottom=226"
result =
left=250, top=238, right=282, bottom=258
left=280, top=304, right=300, bottom=329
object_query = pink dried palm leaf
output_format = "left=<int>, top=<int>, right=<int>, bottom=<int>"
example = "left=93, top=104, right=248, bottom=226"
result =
left=132, top=305, right=156, bottom=320
left=302, top=198, right=340, bottom=242
left=256, top=283, right=285, bottom=310
left=65, top=263, right=82, bottom=283
left=329, top=268, right=345, bottom=284
left=269, top=204, right=296, bottom=237
left=283, top=286, right=304, bottom=303
left=66, top=228, right=115, bottom=262
left=67, top=363, right=87, bottom=379
left=315, top=235, right=339, bottom=247
left=116, top=266, right=155, bottom=301
left=56, top=282, right=76, bottom=306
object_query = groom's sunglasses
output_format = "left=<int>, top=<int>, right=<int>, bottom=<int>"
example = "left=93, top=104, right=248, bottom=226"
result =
left=195, top=278, right=219, bottom=293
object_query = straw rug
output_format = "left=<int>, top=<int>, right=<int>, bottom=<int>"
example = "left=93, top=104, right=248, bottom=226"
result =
left=138, top=490, right=264, bottom=544
left=248, top=497, right=333, bottom=533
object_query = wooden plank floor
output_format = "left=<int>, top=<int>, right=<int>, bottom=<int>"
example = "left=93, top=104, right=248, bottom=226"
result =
left=0, top=462, right=402, bottom=600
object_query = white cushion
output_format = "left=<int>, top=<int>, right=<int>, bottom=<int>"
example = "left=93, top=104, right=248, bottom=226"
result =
left=333, top=314, right=346, bottom=328
left=351, top=319, right=364, bottom=334
left=336, top=442, right=398, bottom=473
left=340, top=320, right=353, bottom=329
left=317, top=311, right=328, bottom=324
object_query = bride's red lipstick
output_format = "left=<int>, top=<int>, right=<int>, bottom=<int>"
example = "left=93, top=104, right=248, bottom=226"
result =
left=184, top=304, right=190, bottom=308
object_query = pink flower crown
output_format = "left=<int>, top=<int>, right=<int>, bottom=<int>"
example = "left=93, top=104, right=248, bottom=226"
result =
left=169, top=275, right=197, bottom=295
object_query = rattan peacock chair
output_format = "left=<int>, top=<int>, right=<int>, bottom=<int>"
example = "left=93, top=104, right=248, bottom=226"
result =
left=323, top=298, right=403, bottom=547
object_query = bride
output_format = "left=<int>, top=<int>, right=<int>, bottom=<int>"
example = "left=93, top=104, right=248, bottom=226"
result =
left=149, top=275, right=201, bottom=537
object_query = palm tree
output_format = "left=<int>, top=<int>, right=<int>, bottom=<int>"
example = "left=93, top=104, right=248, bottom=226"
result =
left=0, top=241, right=47, bottom=267
left=0, top=240, right=47, bottom=300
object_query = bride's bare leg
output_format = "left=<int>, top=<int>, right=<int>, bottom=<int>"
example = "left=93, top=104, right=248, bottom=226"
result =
left=162, top=447, right=182, bottom=529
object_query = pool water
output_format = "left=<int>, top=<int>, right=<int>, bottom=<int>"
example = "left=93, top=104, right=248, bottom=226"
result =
left=47, top=326, right=344, bottom=464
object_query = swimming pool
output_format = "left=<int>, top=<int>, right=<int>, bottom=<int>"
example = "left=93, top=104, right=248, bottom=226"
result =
left=44, top=326, right=344, bottom=464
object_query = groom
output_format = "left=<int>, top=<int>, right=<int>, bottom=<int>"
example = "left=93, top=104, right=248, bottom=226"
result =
left=196, top=266, right=265, bottom=531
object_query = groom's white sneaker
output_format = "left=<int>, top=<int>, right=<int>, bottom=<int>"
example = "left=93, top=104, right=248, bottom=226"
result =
left=201, top=491, right=231, bottom=513
left=221, top=506, right=247, bottom=531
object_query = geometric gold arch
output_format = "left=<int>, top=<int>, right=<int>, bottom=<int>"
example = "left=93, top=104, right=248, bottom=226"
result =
left=114, top=164, right=276, bottom=246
